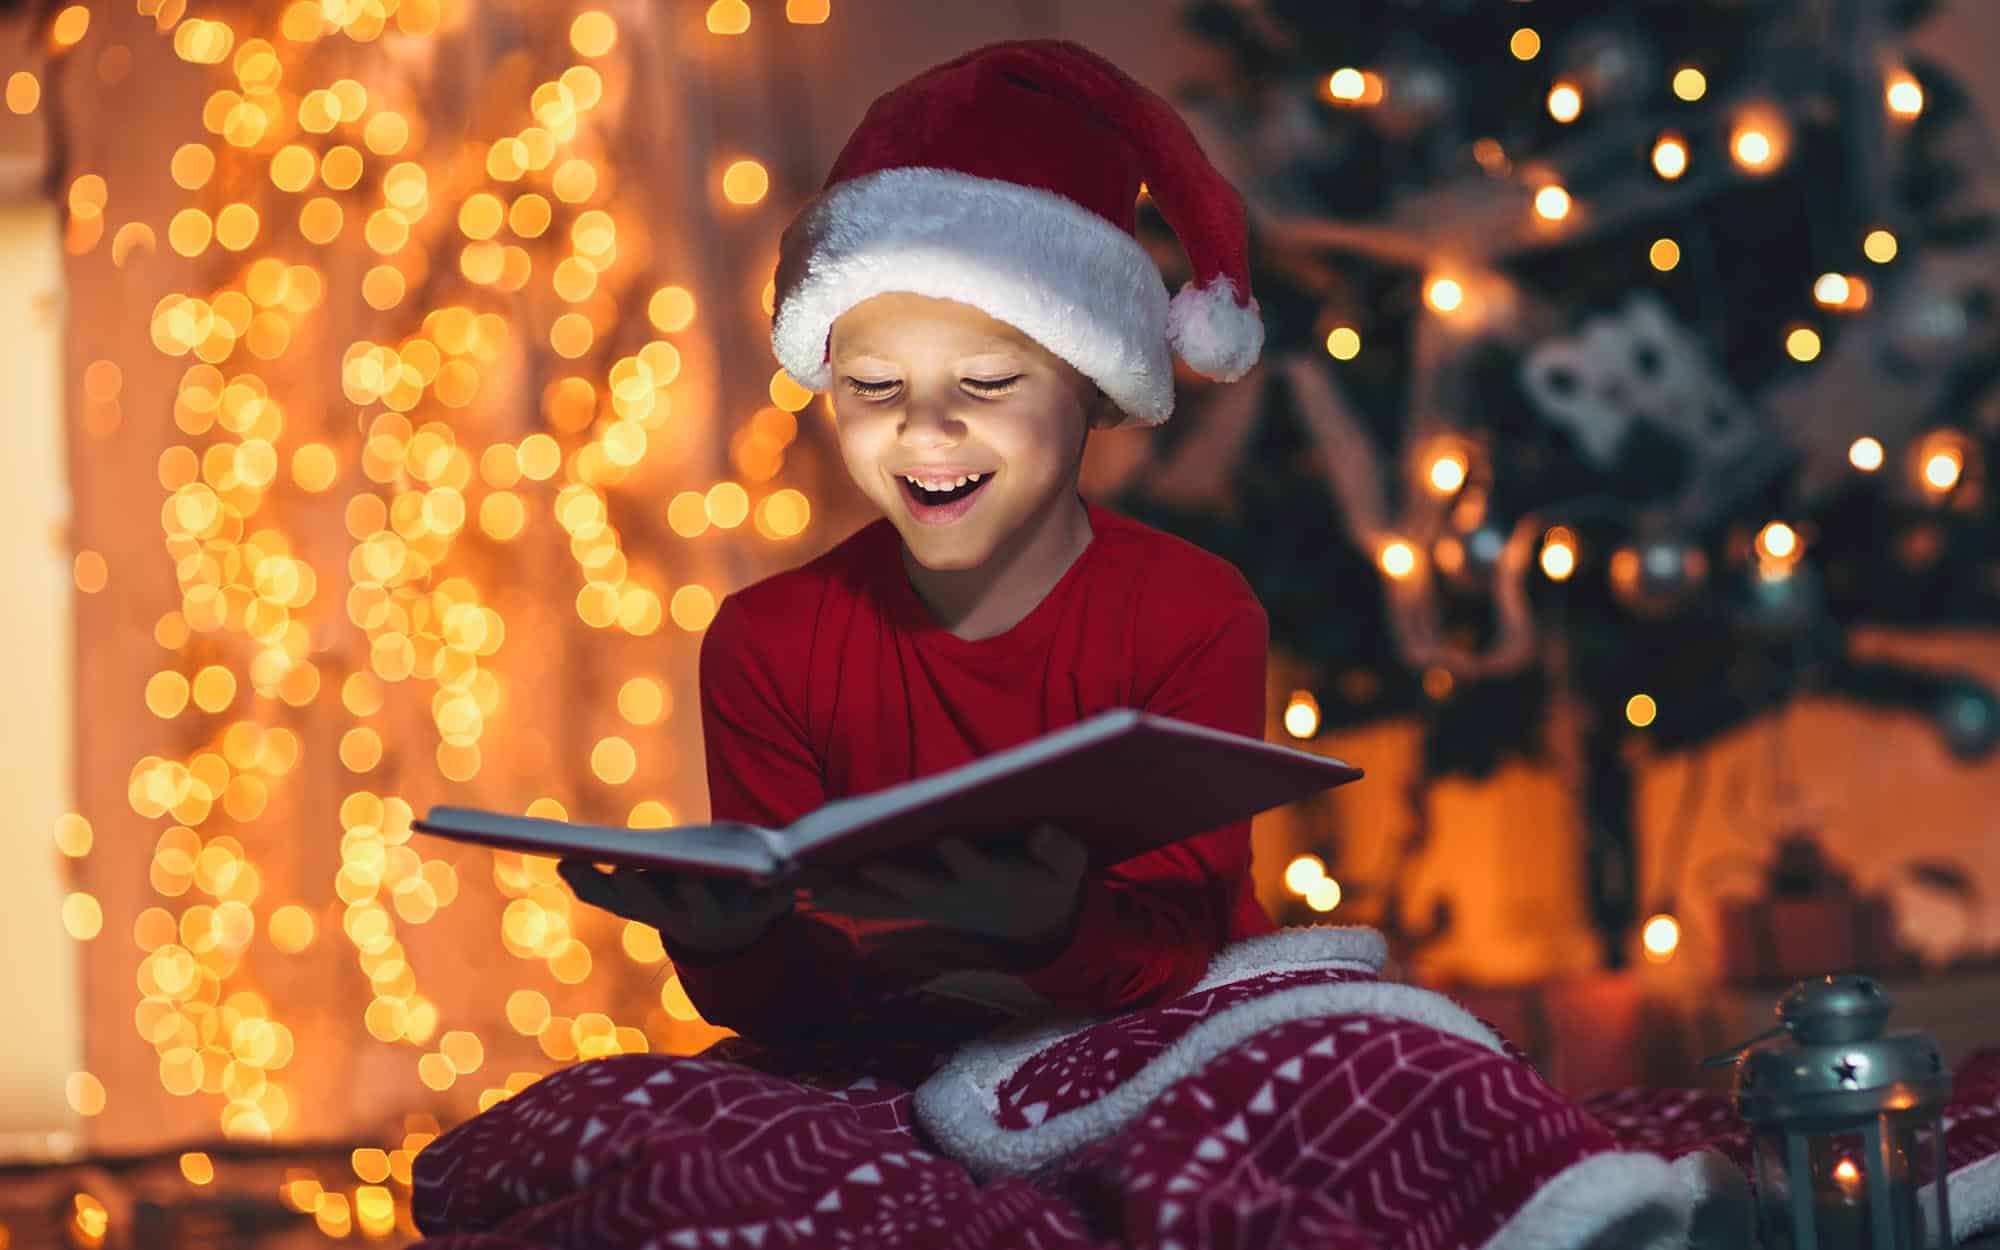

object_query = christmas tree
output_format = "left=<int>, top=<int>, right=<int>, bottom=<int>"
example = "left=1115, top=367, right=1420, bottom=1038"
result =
left=1114, top=0, right=2000, bottom=966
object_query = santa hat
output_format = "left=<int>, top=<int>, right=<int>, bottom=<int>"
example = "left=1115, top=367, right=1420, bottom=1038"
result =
left=770, top=39, right=1263, bottom=426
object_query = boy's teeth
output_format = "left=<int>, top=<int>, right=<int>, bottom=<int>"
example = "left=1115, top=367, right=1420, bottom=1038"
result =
left=904, top=472, right=983, bottom=491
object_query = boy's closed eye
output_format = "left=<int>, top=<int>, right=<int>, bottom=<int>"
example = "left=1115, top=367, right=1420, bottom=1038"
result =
left=840, top=375, right=1024, bottom=400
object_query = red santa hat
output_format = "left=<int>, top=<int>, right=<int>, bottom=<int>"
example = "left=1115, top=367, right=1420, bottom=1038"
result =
left=771, top=39, right=1263, bottom=426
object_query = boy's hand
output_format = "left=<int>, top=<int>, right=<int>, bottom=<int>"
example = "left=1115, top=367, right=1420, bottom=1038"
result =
left=811, top=824, right=1089, bottom=945
left=557, top=860, right=793, bottom=957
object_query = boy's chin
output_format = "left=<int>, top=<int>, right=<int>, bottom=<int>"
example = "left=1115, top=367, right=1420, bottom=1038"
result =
left=896, top=529, right=992, bottom=571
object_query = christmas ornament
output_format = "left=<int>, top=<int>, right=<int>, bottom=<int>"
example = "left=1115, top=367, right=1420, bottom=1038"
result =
left=1932, top=678, right=1999, bottom=760
left=1520, top=294, right=1758, bottom=474
left=1608, top=537, right=1710, bottom=617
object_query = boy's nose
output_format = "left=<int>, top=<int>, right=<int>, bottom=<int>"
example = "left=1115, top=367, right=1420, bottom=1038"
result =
left=896, top=402, right=965, bottom=444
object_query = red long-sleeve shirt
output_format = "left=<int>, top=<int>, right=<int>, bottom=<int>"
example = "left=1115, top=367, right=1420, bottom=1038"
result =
left=671, top=498, right=1274, bottom=1046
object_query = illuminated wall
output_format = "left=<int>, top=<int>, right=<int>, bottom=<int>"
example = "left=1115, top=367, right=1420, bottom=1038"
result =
left=29, top=0, right=867, bottom=1161
left=0, top=199, right=83, bottom=1159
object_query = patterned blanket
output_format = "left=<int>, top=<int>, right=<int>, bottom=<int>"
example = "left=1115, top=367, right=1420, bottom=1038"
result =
left=409, top=928, right=2000, bottom=1249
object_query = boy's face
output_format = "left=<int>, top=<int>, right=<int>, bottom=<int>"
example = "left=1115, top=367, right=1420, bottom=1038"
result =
left=826, top=293, right=1120, bottom=571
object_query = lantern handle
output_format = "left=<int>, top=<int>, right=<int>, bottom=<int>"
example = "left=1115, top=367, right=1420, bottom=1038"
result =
left=1699, top=1024, right=1786, bottom=1069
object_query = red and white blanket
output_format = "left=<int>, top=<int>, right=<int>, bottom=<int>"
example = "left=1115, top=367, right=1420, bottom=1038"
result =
left=409, top=927, right=2000, bottom=1249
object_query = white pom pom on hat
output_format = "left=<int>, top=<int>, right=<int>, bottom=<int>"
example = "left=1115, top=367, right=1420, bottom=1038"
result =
left=770, top=39, right=1264, bottom=426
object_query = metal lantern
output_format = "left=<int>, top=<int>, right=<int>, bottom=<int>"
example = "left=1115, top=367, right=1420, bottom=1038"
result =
left=1723, top=975, right=1953, bottom=1249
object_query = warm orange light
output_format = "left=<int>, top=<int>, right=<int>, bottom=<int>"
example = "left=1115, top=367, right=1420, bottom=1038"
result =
left=1540, top=529, right=1577, bottom=580
left=1673, top=67, right=1707, bottom=102
left=1305, top=878, right=1342, bottom=912
left=1924, top=448, right=1964, bottom=492
left=1886, top=74, right=1924, bottom=118
left=1757, top=521, right=1799, bottom=562
left=1785, top=327, right=1821, bottom=362
left=1282, top=691, right=1320, bottom=739
left=1325, top=326, right=1361, bottom=360
left=1849, top=437, right=1884, bottom=472
left=722, top=159, right=769, bottom=205
left=1652, top=135, right=1688, bottom=180
left=1509, top=28, right=1540, bottom=61
left=1626, top=693, right=1658, bottom=728
left=1283, top=854, right=1326, bottom=894
left=1547, top=82, right=1582, bottom=123
left=1328, top=68, right=1366, bottom=102
left=1425, top=278, right=1464, bottom=314
left=1864, top=229, right=1898, bottom=263
left=706, top=0, right=751, bottom=34
left=1379, top=540, right=1418, bottom=579
left=1641, top=914, right=1681, bottom=962
left=1650, top=238, right=1681, bottom=271
left=1533, top=185, right=1571, bottom=221
left=1427, top=452, right=1468, bottom=494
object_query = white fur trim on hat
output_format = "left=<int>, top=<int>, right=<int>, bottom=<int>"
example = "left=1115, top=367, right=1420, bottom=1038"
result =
left=1168, top=274, right=1263, bottom=382
left=772, top=167, right=1178, bottom=424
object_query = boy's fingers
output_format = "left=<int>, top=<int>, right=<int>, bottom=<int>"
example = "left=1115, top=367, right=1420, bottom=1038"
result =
left=1027, top=824, right=1086, bottom=876
left=559, top=859, right=620, bottom=910
left=858, top=861, right=936, bottom=902
left=814, top=882, right=917, bottom=920
left=934, top=837, right=989, bottom=880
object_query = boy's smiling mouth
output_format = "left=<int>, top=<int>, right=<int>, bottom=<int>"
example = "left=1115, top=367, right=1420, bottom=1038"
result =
left=896, top=467, right=996, bottom=521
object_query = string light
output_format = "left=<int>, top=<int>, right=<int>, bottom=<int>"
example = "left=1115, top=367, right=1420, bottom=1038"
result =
left=1427, top=451, right=1468, bottom=494
left=1510, top=28, right=1540, bottom=61
left=1863, top=229, right=1899, bottom=263
left=1757, top=521, right=1799, bottom=562
left=1731, top=112, right=1787, bottom=173
left=1641, top=914, right=1681, bottom=962
left=1921, top=440, right=1965, bottom=492
left=1626, top=693, right=1658, bottom=727
left=1533, top=185, right=1571, bottom=221
left=1652, top=134, right=1688, bottom=180
left=1304, top=878, right=1343, bottom=912
left=1672, top=67, right=1707, bottom=101
left=1283, top=854, right=1326, bottom=894
left=1547, top=81, right=1582, bottom=123
left=1886, top=73, right=1924, bottom=118
left=1785, top=326, right=1822, bottom=361
left=1282, top=691, right=1320, bottom=739
left=1849, top=437, right=1885, bottom=472
left=705, top=0, right=751, bottom=35
left=1424, top=277, right=1464, bottom=314
left=1324, top=325, right=1361, bottom=360
left=721, top=159, right=769, bottom=205
left=1539, top=527, right=1577, bottom=580
left=1378, top=540, right=1418, bottom=579
left=1649, top=237, right=1681, bottom=271
left=1327, top=68, right=1366, bottom=103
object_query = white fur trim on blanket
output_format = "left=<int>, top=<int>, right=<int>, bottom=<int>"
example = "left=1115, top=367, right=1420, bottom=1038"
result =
left=1671, top=1148, right=1756, bottom=1250
left=770, top=167, right=1179, bottom=425
left=915, top=927, right=1498, bottom=1179
left=1929, top=1149, right=2000, bottom=1244
left=1187, top=924, right=1386, bottom=992
left=1479, top=1151, right=1691, bottom=1250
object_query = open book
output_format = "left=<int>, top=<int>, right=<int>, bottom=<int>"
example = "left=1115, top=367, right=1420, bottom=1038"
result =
left=412, top=708, right=1362, bottom=882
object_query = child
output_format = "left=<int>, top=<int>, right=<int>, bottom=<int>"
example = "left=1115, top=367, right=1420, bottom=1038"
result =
left=416, top=43, right=1792, bottom=1250
left=560, top=38, right=1273, bottom=1057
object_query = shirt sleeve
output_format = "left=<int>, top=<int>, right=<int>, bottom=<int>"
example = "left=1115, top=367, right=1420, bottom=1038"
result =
left=664, top=592, right=864, bottom=1045
left=1016, top=592, right=1269, bottom=1012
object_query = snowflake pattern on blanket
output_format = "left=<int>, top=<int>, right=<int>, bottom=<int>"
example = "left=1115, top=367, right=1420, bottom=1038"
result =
left=407, top=928, right=2000, bottom=1250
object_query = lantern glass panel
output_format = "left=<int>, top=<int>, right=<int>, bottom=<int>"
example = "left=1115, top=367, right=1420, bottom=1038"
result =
left=1755, top=1122, right=1934, bottom=1249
